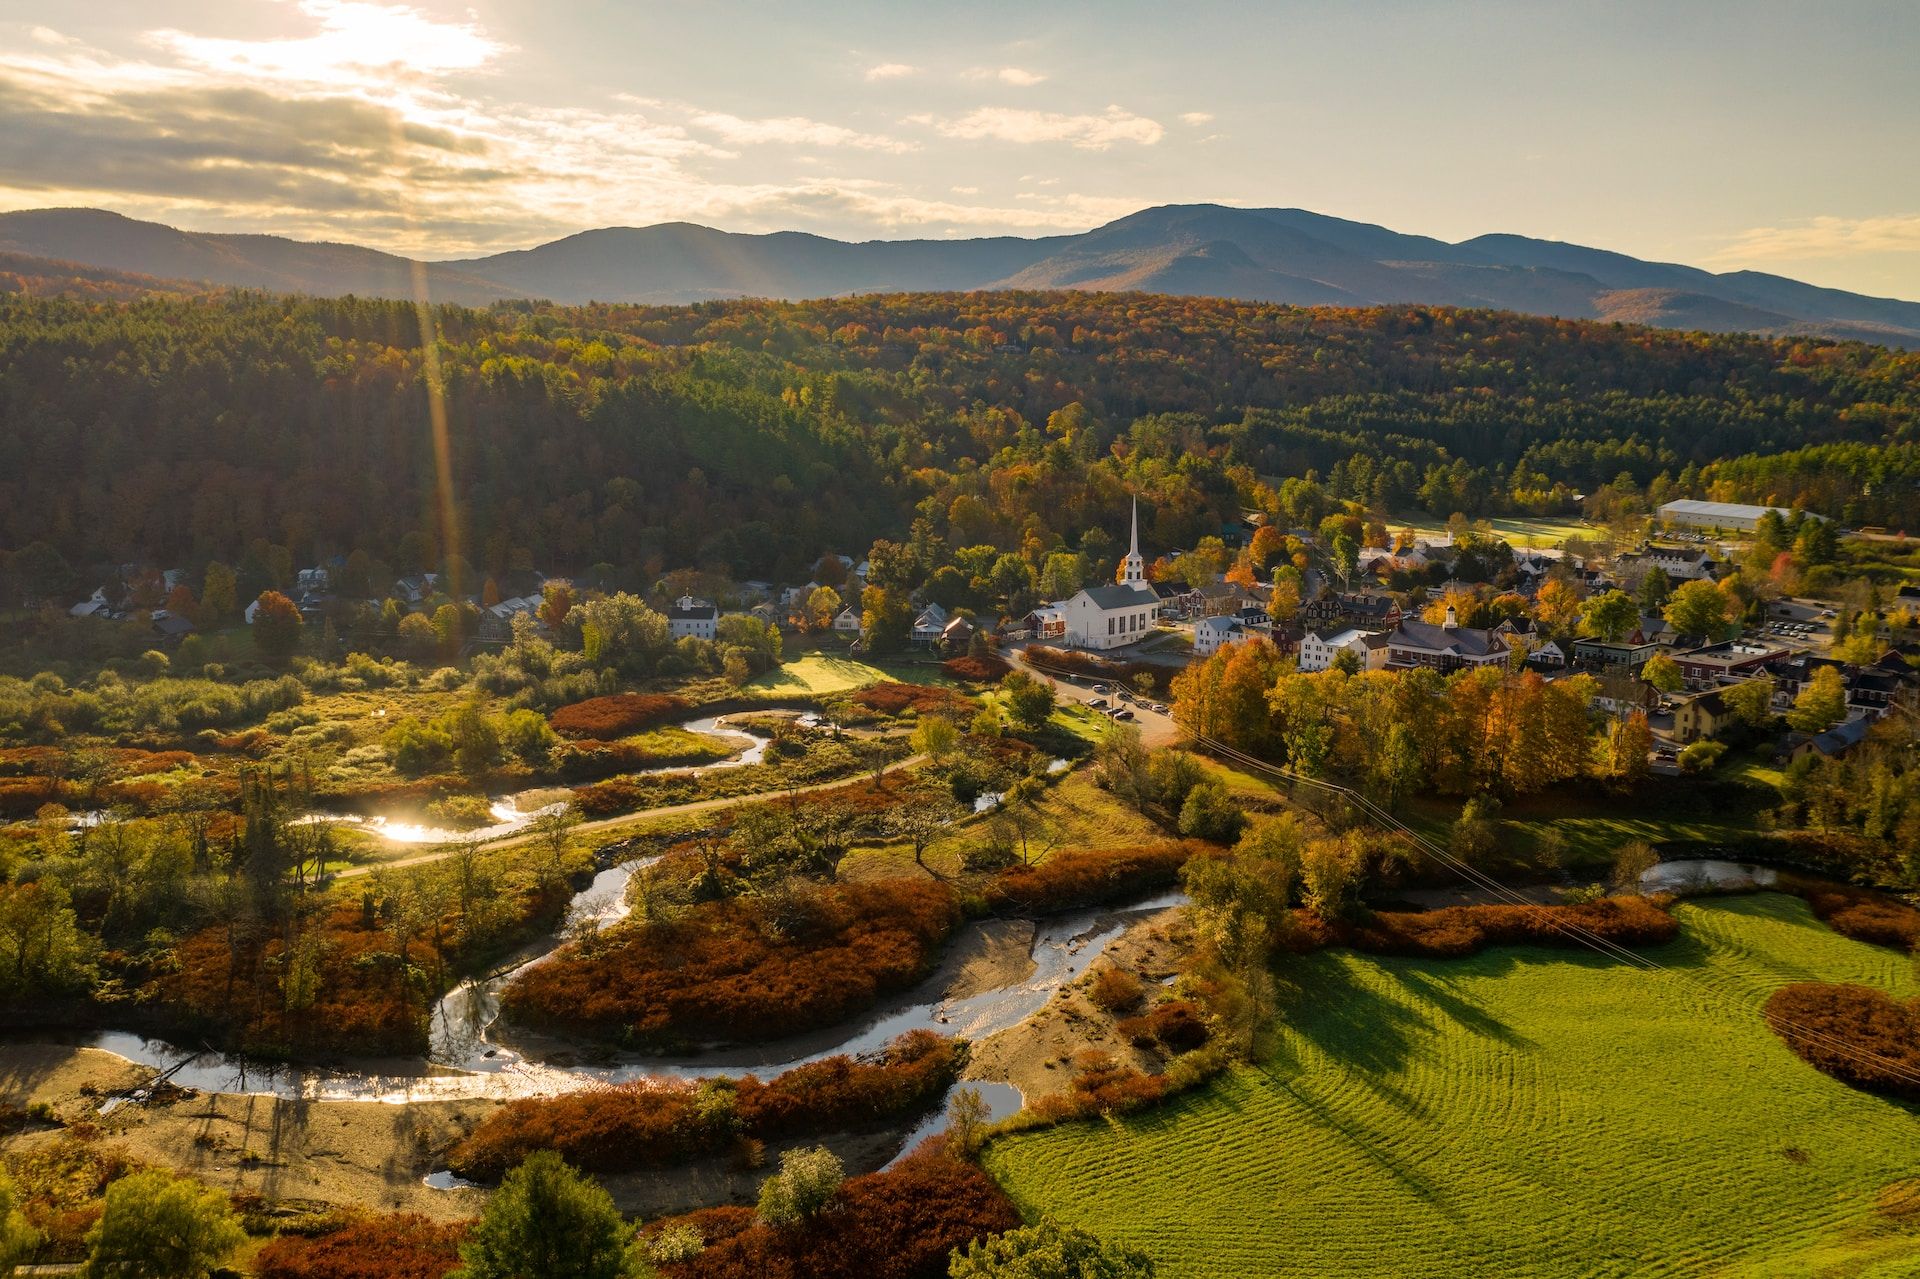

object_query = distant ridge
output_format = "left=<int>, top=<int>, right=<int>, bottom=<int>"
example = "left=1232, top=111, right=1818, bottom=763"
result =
left=2, top=203, right=1915, bottom=347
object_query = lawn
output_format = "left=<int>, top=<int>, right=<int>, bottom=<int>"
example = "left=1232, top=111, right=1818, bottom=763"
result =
left=1392, top=512, right=1598, bottom=548
left=744, top=651, right=894, bottom=697
left=984, top=895, right=1920, bottom=1278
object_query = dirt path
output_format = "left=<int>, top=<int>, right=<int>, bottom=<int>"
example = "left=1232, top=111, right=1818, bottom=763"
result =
left=333, top=753, right=929, bottom=881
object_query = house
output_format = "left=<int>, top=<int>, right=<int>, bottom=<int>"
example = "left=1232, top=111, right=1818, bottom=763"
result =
left=911, top=602, right=949, bottom=648
left=940, top=615, right=977, bottom=653
left=1783, top=716, right=1872, bottom=763
left=1299, top=627, right=1389, bottom=673
left=1151, top=579, right=1202, bottom=619
left=1303, top=591, right=1402, bottom=629
left=1638, top=546, right=1721, bottom=582
left=1493, top=617, right=1566, bottom=668
left=392, top=573, right=439, bottom=606
left=1672, top=640, right=1786, bottom=690
left=1193, top=615, right=1247, bottom=657
left=832, top=606, right=862, bottom=633
left=1384, top=608, right=1510, bottom=671
left=1023, top=604, right=1066, bottom=641
left=667, top=595, right=719, bottom=641
left=1572, top=631, right=1666, bottom=672
left=69, top=588, right=112, bottom=619
left=150, top=610, right=195, bottom=644
left=1055, top=500, right=1160, bottom=651
left=1672, top=690, right=1735, bottom=743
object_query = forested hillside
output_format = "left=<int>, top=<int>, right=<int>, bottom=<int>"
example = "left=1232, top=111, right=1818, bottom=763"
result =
left=2, top=288, right=1918, bottom=596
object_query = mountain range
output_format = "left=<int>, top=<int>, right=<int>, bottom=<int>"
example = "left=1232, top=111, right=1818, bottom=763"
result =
left=3, top=203, right=1916, bottom=347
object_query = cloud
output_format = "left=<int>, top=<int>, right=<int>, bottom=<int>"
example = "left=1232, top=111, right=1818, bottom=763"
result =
left=1179, top=111, right=1213, bottom=125
left=927, top=105, right=1164, bottom=149
left=1707, top=214, right=1920, bottom=263
left=965, top=66, right=1046, bottom=86
left=863, top=62, right=918, bottom=81
left=151, top=0, right=505, bottom=86
left=689, top=111, right=913, bottom=152
left=0, top=8, right=1143, bottom=252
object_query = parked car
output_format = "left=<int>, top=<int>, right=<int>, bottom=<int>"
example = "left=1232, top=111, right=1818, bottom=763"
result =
left=1114, top=709, right=1136, bottom=721
left=1087, top=697, right=1109, bottom=710
left=1092, top=683, right=1113, bottom=694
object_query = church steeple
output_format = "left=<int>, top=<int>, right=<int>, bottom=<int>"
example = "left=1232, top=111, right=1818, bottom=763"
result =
left=1120, top=497, right=1145, bottom=584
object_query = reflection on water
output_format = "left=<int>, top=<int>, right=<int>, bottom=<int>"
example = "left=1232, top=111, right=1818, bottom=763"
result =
left=1639, top=859, right=1779, bottom=893
left=63, top=870, right=1186, bottom=1105
left=884, top=1080, right=1024, bottom=1168
left=290, top=712, right=789, bottom=845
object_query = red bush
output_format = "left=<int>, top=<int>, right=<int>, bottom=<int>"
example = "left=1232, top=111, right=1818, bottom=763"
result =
left=1022, top=645, right=1158, bottom=685
left=501, top=879, right=960, bottom=1046
left=1764, top=982, right=1920, bottom=1102
left=550, top=693, right=692, bottom=740
left=850, top=683, right=970, bottom=717
left=654, top=1147, right=1020, bottom=1279
left=941, top=655, right=1010, bottom=682
left=1292, top=895, right=1679, bottom=959
left=983, top=842, right=1194, bottom=915
left=448, top=1031, right=963, bottom=1181
left=1117, top=1000, right=1210, bottom=1052
left=254, top=1214, right=465, bottom=1279
left=1796, top=885, right=1920, bottom=952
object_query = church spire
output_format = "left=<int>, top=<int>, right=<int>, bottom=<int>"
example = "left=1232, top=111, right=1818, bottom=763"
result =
left=1120, top=496, right=1145, bottom=584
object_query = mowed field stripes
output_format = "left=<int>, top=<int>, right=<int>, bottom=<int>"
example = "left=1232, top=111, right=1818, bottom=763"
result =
left=985, top=895, right=1920, bottom=1278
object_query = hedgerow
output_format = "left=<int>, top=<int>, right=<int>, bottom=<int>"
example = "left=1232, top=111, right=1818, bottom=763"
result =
left=983, top=842, right=1195, bottom=915
left=1293, top=895, right=1680, bottom=959
left=447, top=1031, right=962, bottom=1181
left=253, top=1213, right=465, bottom=1279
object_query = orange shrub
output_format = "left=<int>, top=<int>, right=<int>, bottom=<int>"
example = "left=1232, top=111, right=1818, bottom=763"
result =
left=549, top=693, right=692, bottom=740
left=652, top=1147, right=1020, bottom=1279
left=448, top=1031, right=962, bottom=1181
left=254, top=1214, right=465, bottom=1279
left=983, top=842, right=1194, bottom=915
left=941, top=655, right=1009, bottom=682
left=1117, top=999, right=1211, bottom=1052
left=1764, top=982, right=1920, bottom=1102
left=1086, top=964, right=1143, bottom=1013
left=851, top=683, right=970, bottom=717
left=501, top=879, right=960, bottom=1046
left=1293, top=895, right=1679, bottom=959
left=1796, top=885, right=1920, bottom=952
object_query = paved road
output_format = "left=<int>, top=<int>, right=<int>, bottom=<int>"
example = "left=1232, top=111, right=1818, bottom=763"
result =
left=332, top=751, right=928, bottom=880
left=1006, top=643, right=1182, bottom=747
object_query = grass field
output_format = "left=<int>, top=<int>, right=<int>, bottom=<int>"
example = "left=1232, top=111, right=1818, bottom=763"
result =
left=1392, top=513, right=1598, bottom=548
left=985, top=895, right=1920, bottom=1278
left=744, top=651, right=895, bottom=696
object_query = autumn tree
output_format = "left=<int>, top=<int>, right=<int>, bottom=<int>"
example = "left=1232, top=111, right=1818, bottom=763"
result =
left=1664, top=579, right=1731, bottom=638
left=1607, top=710, right=1654, bottom=783
left=454, top=1152, right=644, bottom=1279
left=950, top=1219, right=1157, bottom=1278
left=1642, top=653, right=1683, bottom=694
left=200, top=561, right=238, bottom=626
left=1001, top=671, right=1056, bottom=730
left=1579, top=590, right=1639, bottom=642
left=83, top=1169, right=244, bottom=1279
left=1786, top=666, right=1848, bottom=733
left=251, top=590, right=304, bottom=657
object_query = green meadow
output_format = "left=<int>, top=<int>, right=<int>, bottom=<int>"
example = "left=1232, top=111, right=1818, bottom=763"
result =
left=985, top=895, right=1920, bottom=1278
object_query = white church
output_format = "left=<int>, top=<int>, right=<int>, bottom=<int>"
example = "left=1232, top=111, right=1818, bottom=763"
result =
left=1055, top=499, right=1161, bottom=650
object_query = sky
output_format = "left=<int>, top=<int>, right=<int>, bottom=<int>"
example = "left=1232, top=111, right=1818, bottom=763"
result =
left=0, top=0, right=1917, bottom=297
